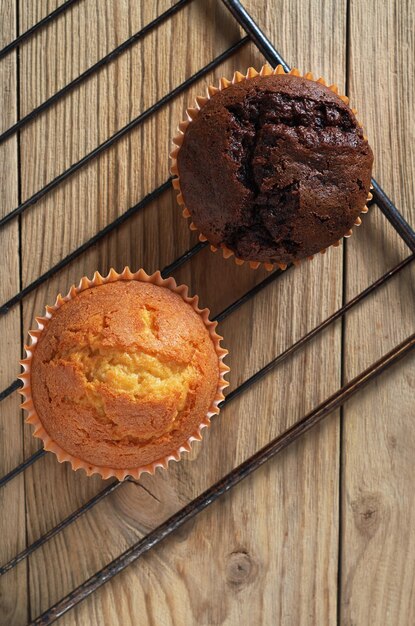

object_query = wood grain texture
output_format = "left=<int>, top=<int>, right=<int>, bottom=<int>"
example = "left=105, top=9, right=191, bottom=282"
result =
left=0, top=0, right=412, bottom=625
left=17, top=0, right=344, bottom=624
left=0, top=1, right=28, bottom=624
left=340, top=0, right=415, bottom=624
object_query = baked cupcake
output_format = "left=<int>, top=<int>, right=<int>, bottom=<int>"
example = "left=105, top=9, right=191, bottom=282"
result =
left=171, top=66, right=374, bottom=269
left=20, top=269, right=229, bottom=480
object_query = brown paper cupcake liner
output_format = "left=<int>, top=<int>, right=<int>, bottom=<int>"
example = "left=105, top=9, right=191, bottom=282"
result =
left=19, top=267, right=230, bottom=481
left=170, top=64, right=373, bottom=271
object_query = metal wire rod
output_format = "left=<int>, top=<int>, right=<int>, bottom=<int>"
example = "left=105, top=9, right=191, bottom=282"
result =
left=0, top=37, right=249, bottom=230
left=371, top=180, right=415, bottom=252
left=0, top=180, right=172, bottom=316
left=0, top=267, right=283, bottom=486
left=1, top=4, right=413, bottom=619
left=31, top=333, right=415, bottom=624
left=0, top=378, right=21, bottom=401
left=221, top=0, right=415, bottom=252
left=0, top=449, right=45, bottom=489
left=0, top=0, right=192, bottom=144
left=0, top=0, right=80, bottom=60
left=1, top=254, right=412, bottom=571
left=0, top=481, right=122, bottom=575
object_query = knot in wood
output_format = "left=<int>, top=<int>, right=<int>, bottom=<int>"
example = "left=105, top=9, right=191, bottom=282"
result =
left=226, top=551, right=256, bottom=589
left=351, top=491, right=385, bottom=538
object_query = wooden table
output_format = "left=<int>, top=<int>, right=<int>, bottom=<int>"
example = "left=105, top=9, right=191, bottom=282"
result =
left=1, top=1, right=414, bottom=624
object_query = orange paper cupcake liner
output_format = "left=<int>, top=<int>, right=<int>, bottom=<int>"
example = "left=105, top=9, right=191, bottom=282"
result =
left=170, top=64, right=373, bottom=271
left=19, top=267, right=230, bottom=481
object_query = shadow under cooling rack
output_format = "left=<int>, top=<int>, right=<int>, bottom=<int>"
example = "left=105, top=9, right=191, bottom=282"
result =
left=0, top=0, right=414, bottom=624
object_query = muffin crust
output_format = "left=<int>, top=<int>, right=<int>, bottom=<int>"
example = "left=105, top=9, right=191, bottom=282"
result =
left=177, top=74, right=374, bottom=263
left=31, top=281, right=220, bottom=469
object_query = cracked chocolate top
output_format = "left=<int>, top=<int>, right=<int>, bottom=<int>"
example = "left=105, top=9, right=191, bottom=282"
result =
left=177, top=74, right=374, bottom=264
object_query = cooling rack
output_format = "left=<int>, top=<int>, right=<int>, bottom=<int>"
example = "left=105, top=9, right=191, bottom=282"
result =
left=0, top=0, right=414, bottom=623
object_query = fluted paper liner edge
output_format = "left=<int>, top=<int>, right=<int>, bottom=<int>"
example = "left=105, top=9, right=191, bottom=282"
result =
left=19, top=267, right=230, bottom=481
left=170, top=64, right=373, bottom=271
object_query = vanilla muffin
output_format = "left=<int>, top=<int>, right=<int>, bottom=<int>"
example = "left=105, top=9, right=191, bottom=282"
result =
left=23, top=271, right=228, bottom=477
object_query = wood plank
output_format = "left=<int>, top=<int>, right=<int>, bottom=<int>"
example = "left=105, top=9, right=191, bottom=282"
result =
left=18, top=1, right=344, bottom=624
left=0, top=1, right=28, bottom=624
left=4, top=0, right=348, bottom=623
left=341, top=0, right=415, bottom=624
left=16, top=1, right=184, bottom=621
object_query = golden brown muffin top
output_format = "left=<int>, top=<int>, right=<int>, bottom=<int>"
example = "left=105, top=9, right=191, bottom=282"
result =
left=31, top=280, right=220, bottom=469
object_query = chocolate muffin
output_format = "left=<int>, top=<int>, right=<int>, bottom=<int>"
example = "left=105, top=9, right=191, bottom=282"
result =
left=174, top=69, right=374, bottom=265
left=21, top=270, right=228, bottom=478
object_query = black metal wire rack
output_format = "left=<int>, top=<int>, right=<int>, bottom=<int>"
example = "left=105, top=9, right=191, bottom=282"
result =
left=1, top=0, right=414, bottom=624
